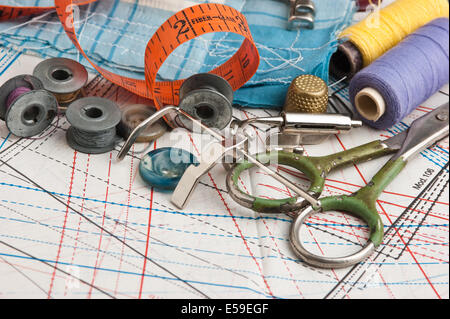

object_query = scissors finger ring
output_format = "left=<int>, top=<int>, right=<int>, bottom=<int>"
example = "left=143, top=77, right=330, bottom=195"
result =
left=226, top=139, right=396, bottom=215
left=289, top=103, right=448, bottom=268
left=228, top=103, right=449, bottom=268
left=290, top=198, right=379, bottom=268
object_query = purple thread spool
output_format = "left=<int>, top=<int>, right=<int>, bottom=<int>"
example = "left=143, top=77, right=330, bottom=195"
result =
left=349, top=18, right=449, bottom=130
left=0, top=74, right=58, bottom=137
left=6, top=87, right=32, bottom=109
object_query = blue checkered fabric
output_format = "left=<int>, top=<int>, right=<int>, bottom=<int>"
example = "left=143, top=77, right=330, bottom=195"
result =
left=0, top=0, right=354, bottom=108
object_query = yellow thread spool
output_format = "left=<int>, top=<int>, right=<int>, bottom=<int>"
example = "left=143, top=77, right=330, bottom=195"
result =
left=330, top=0, right=449, bottom=78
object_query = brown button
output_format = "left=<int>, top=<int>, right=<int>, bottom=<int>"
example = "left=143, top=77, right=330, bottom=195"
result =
left=284, top=74, right=328, bottom=113
left=118, top=104, right=168, bottom=143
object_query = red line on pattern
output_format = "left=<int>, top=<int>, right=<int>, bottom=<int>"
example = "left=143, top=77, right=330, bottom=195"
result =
left=186, top=132, right=275, bottom=298
left=266, top=149, right=448, bottom=206
left=87, top=153, right=113, bottom=299
left=64, top=154, right=90, bottom=296
left=207, top=172, right=275, bottom=298
left=377, top=200, right=449, bottom=221
left=272, top=163, right=449, bottom=206
left=308, top=213, right=448, bottom=262
left=138, top=141, right=157, bottom=299
left=334, top=135, right=442, bottom=299
left=0, top=259, right=141, bottom=299
left=47, top=150, right=77, bottom=299
left=296, top=149, right=349, bottom=298
left=114, top=145, right=136, bottom=296
left=243, top=161, right=305, bottom=297
left=245, top=114, right=309, bottom=297
left=404, top=230, right=447, bottom=244
left=376, top=203, right=442, bottom=298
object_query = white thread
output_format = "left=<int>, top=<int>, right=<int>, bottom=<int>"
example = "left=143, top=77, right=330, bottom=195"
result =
left=0, top=10, right=54, bottom=35
left=12, top=22, right=312, bottom=73
left=0, top=0, right=351, bottom=86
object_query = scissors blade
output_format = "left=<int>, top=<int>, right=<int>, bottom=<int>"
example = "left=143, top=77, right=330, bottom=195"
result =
left=391, top=102, right=449, bottom=161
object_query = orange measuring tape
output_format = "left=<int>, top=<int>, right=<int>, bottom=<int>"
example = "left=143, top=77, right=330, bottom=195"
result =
left=0, top=1, right=96, bottom=21
left=0, top=0, right=259, bottom=112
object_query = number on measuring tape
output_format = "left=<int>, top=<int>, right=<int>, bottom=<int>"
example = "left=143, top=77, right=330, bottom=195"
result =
left=0, top=0, right=260, bottom=114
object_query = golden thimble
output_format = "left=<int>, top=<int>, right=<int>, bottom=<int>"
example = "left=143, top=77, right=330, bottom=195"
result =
left=284, top=75, right=328, bottom=113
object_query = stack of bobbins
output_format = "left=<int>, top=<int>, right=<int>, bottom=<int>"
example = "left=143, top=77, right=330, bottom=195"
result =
left=33, top=57, right=88, bottom=111
left=66, top=97, right=122, bottom=154
left=284, top=74, right=328, bottom=113
left=0, top=74, right=58, bottom=137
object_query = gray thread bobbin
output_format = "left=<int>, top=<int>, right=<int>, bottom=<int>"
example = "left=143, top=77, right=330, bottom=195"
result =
left=66, top=97, right=122, bottom=154
left=177, top=73, right=234, bottom=130
left=33, top=57, right=88, bottom=106
left=0, top=74, right=58, bottom=137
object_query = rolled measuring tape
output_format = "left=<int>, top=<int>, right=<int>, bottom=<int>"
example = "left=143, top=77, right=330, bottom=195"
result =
left=0, top=0, right=97, bottom=21
left=0, top=1, right=260, bottom=128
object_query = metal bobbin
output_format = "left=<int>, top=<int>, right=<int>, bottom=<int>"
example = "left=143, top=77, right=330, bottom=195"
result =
left=0, top=74, right=58, bottom=137
left=177, top=73, right=234, bottom=130
left=66, top=97, right=122, bottom=154
left=33, top=57, right=88, bottom=106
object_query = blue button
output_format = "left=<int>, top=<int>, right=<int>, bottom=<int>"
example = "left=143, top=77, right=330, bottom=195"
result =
left=139, top=147, right=198, bottom=191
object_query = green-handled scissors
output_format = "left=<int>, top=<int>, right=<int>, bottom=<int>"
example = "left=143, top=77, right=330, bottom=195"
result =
left=227, top=103, right=449, bottom=268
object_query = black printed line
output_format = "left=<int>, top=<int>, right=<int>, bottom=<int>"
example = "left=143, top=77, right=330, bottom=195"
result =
left=0, top=159, right=211, bottom=299
left=323, top=161, right=449, bottom=299
left=0, top=256, right=49, bottom=297
left=0, top=240, right=115, bottom=299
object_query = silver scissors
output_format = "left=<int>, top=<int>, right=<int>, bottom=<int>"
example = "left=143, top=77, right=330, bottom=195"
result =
left=227, top=103, right=449, bottom=268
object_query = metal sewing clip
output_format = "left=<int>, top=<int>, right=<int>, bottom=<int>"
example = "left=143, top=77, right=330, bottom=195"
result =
left=171, top=130, right=320, bottom=210
left=231, top=75, right=362, bottom=154
left=117, top=104, right=320, bottom=210
left=231, top=112, right=362, bottom=154
left=283, top=0, right=316, bottom=30
left=116, top=105, right=224, bottom=162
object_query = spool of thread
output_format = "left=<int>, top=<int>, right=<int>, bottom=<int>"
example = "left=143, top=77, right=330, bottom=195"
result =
left=0, top=74, right=58, bottom=137
left=33, top=57, right=88, bottom=105
left=177, top=73, right=234, bottom=130
left=330, top=0, right=449, bottom=79
left=350, top=18, right=449, bottom=130
left=6, top=87, right=32, bottom=107
left=66, top=97, right=122, bottom=154
left=69, top=127, right=118, bottom=149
